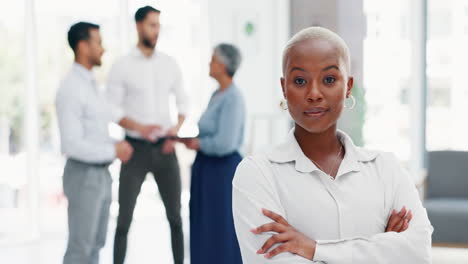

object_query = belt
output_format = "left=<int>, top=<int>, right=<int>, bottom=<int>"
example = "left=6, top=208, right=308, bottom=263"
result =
left=125, top=135, right=168, bottom=146
left=68, top=158, right=111, bottom=168
left=125, top=135, right=196, bottom=145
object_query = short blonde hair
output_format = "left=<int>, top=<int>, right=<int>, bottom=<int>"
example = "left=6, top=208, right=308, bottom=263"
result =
left=282, top=27, right=351, bottom=74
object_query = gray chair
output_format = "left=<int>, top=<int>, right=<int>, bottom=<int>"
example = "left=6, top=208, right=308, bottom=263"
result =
left=424, top=151, right=468, bottom=246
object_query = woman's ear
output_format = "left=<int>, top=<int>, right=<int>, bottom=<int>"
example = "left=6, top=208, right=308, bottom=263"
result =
left=346, top=76, right=354, bottom=97
left=280, top=77, right=286, bottom=98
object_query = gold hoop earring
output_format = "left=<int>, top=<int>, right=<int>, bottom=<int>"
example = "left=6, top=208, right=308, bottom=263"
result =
left=344, top=95, right=356, bottom=110
left=280, top=99, right=288, bottom=110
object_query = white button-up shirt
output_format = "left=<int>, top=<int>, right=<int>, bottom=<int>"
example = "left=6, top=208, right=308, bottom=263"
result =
left=233, top=130, right=433, bottom=263
left=55, top=63, right=116, bottom=163
left=106, top=48, right=189, bottom=138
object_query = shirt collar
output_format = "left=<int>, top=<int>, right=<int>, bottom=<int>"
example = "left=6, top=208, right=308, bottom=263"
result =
left=215, top=83, right=236, bottom=97
left=72, top=62, right=95, bottom=83
left=132, top=46, right=158, bottom=59
left=266, top=129, right=379, bottom=175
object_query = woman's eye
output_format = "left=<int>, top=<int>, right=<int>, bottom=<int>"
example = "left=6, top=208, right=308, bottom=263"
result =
left=294, top=78, right=306, bottom=85
left=324, top=76, right=336, bottom=84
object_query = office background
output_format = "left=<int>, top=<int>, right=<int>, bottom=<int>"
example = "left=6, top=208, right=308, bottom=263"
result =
left=1, top=0, right=468, bottom=263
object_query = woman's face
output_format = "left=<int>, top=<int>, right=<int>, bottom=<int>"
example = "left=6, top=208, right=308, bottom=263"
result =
left=281, top=38, right=353, bottom=134
left=209, top=51, right=225, bottom=79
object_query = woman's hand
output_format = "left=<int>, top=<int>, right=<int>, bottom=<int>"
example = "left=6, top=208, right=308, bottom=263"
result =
left=162, top=127, right=179, bottom=154
left=251, top=209, right=316, bottom=260
left=386, top=206, right=413, bottom=232
left=182, top=138, right=200, bottom=150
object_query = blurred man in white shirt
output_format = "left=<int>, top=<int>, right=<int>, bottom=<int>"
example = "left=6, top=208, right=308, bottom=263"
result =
left=106, top=6, right=188, bottom=264
left=56, top=22, right=133, bottom=264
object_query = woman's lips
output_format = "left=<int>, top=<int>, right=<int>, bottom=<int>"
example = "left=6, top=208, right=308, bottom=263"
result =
left=303, top=107, right=329, bottom=118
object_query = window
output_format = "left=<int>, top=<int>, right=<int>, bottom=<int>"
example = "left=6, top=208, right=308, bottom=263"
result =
left=427, top=0, right=468, bottom=151
left=363, top=0, right=412, bottom=161
left=0, top=0, right=29, bottom=242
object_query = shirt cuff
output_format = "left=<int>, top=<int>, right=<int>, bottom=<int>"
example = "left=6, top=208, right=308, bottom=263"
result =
left=314, top=240, right=352, bottom=264
left=176, top=103, right=189, bottom=116
left=198, top=137, right=210, bottom=153
left=104, top=142, right=117, bottom=162
left=106, top=102, right=125, bottom=123
left=111, top=107, right=125, bottom=124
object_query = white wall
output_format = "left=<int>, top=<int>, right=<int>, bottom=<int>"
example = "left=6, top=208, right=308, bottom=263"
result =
left=206, top=0, right=291, bottom=153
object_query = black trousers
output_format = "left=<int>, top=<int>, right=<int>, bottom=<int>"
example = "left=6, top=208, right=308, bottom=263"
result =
left=113, top=137, right=184, bottom=264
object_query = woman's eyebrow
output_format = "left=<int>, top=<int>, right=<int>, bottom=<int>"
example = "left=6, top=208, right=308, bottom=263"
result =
left=322, top=65, right=339, bottom=71
left=289, top=65, right=339, bottom=73
left=290, top=67, right=306, bottom=73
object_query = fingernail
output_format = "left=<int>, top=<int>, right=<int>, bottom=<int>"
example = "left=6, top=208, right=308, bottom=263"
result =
left=250, top=228, right=257, bottom=234
left=392, top=209, right=396, bottom=214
